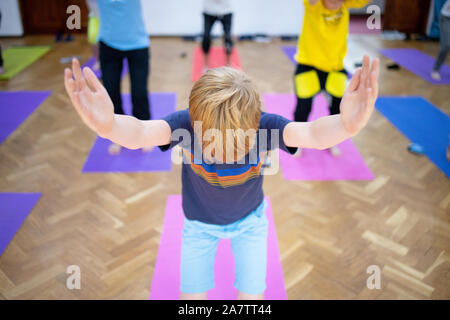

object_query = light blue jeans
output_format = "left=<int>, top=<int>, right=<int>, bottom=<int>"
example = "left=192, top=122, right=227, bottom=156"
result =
left=180, top=200, right=268, bottom=294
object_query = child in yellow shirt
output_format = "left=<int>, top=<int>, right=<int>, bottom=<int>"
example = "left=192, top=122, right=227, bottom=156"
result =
left=294, top=0, right=369, bottom=156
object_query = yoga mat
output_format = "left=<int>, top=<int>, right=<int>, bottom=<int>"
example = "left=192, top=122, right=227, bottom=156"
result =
left=82, top=93, right=176, bottom=173
left=191, top=46, right=243, bottom=82
left=0, top=193, right=41, bottom=256
left=263, top=93, right=374, bottom=181
left=0, top=46, right=51, bottom=80
left=0, top=91, right=52, bottom=145
left=149, top=195, right=287, bottom=300
left=376, top=96, right=450, bottom=177
left=379, top=48, right=450, bottom=85
left=282, top=46, right=297, bottom=66
left=82, top=56, right=129, bottom=79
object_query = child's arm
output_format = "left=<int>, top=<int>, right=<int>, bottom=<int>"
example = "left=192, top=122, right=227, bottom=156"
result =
left=283, top=55, right=379, bottom=150
left=64, top=59, right=171, bottom=149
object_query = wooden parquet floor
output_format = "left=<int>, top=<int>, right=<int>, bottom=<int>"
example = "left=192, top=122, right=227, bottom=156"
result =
left=0, top=35, right=449, bottom=299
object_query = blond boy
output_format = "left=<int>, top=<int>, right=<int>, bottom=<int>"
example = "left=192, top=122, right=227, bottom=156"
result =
left=64, top=55, right=378, bottom=299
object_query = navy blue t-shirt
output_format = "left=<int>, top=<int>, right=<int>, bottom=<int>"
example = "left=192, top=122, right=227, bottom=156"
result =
left=159, top=109, right=297, bottom=225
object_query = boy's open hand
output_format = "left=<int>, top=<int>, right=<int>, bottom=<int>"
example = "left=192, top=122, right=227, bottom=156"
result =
left=64, top=59, right=114, bottom=137
left=340, top=55, right=379, bottom=136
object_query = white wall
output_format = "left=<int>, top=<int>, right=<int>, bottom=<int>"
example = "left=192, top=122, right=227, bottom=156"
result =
left=141, top=0, right=304, bottom=36
left=0, top=0, right=23, bottom=36
left=0, top=0, right=303, bottom=37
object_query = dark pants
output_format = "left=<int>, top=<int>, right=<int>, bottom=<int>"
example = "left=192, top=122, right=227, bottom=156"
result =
left=434, top=14, right=450, bottom=72
left=294, top=64, right=346, bottom=122
left=202, top=13, right=233, bottom=55
left=99, top=41, right=150, bottom=120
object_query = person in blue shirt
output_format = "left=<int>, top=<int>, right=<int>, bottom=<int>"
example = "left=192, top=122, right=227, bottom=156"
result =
left=64, top=55, right=379, bottom=299
left=96, top=0, right=151, bottom=154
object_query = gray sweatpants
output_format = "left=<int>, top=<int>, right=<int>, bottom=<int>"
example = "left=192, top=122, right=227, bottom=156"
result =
left=434, top=14, right=450, bottom=72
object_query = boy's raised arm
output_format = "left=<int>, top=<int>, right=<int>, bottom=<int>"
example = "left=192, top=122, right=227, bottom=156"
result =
left=283, top=55, right=379, bottom=150
left=64, top=59, right=171, bottom=150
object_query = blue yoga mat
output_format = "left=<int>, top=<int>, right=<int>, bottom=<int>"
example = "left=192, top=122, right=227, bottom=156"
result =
left=375, top=97, right=450, bottom=177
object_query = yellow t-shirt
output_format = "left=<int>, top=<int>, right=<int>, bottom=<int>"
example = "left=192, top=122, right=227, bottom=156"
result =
left=295, top=0, right=368, bottom=72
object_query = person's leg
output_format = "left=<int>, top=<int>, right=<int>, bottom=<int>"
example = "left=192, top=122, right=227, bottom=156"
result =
left=99, top=41, right=124, bottom=114
left=99, top=41, right=124, bottom=154
left=202, top=13, right=216, bottom=69
left=293, top=64, right=320, bottom=156
left=327, top=95, right=343, bottom=156
left=294, top=97, right=313, bottom=123
left=432, top=15, right=450, bottom=79
left=221, top=13, right=233, bottom=66
left=126, top=46, right=152, bottom=152
left=293, top=64, right=319, bottom=122
left=231, top=201, right=268, bottom=300
left=324, top=69, right=347, bottom=156
left=180, top=219, right=219, bottom=300
left=126, top=47, right=150, bottom=120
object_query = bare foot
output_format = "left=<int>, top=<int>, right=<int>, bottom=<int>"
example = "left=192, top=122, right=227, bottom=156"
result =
left=142, top=146, right=154, bottom=154
left=431, top=71, right=441, bottom=81
left=329, top=146, right=342, bottom=157
left=108, top=143, right=122, bottom=155
left=293, top=148, right=302, bottom=158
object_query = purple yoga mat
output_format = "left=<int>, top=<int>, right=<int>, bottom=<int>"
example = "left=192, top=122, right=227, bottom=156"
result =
left=0, top=193, right=41, bottom=256
left=82, top=56, right=129, bottom=79
left=82, top=93, right=176, bottom=173
left=380, top=48, right=450, bottom=85
left=282, top=46, right=297, bottom=65
left=149, top=195, right=287, bottom=300
left=263, top=93, right=374, bottom=181
left=0, top=91, right=51, bottom=145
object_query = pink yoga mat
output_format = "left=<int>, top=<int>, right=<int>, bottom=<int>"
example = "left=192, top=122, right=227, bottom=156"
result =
left=149, top=195, right=287, bottom=300
left=263, top=93, right=374, bottom=181
left=191, top=46, right=243, bottom=82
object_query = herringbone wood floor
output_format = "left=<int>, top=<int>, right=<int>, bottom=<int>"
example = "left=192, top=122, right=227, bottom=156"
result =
left=0, top=35, right=449, bottom=299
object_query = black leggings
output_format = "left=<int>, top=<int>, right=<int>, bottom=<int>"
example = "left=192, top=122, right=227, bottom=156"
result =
left=202, top=13, right=233, bottom=55
left=294, top=64, right=346, bottom=122
left=99, top=41, right=151, bottom=120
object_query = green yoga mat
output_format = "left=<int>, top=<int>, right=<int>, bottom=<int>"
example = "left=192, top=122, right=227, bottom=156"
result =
left=0, top=46, right=51, bottom=80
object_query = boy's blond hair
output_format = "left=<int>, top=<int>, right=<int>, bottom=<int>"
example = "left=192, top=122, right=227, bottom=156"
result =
left=189, top=67, right=261, bottom=163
